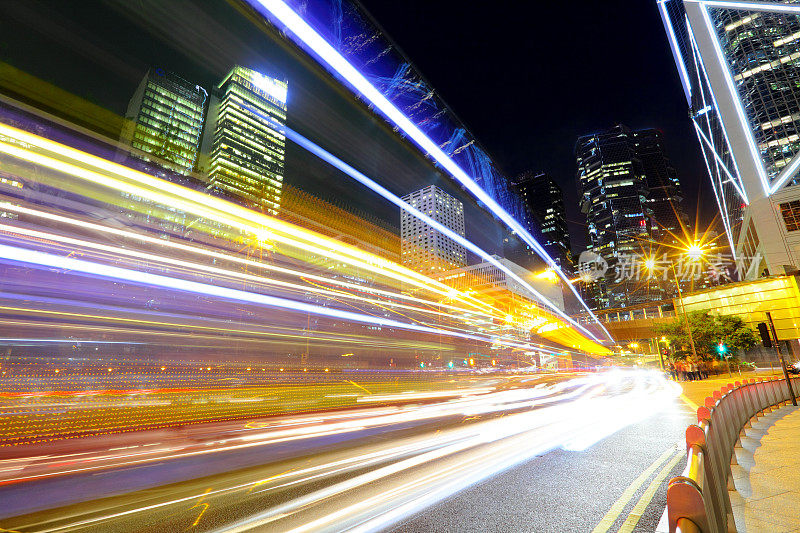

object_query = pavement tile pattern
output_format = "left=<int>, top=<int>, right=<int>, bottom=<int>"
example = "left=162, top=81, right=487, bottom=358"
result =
left=731, top=406, right=800, bottom=533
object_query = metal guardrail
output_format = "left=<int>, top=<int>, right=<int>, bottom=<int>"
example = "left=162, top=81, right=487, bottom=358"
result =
left=667, top=376, right=800, bottom=533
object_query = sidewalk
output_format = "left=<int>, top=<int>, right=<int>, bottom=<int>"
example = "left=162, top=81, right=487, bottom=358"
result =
left=730, top=405, right=800, bottom=532
left=678, top=370, right=785, bottom=408
left=655, top=372, right=794, bottom=533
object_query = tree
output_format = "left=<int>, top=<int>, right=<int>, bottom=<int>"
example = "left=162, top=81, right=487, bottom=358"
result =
left=655, top=311, right=758, bottom=360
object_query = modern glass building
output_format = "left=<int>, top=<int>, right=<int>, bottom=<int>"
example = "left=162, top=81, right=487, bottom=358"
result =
left=635, top=128, right=689, bottom=248
left=123, top=68, right=207, bottom=174
left=400, top=185, right=466, bottom=274
left=659, top=0, right=800, bottom=278
left=576, top=125, right=682, bottom=308
left=509, top=171, right=573, bottom=274
left=204, top=66, right=287, bottom=215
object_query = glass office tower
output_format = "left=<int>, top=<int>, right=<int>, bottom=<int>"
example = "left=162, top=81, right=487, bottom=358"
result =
left=123, top=68, right=207, bottom=174
left=659, top=0, right=800, bottom=277
left=576, top=125, right=651, bottom=308
left=205, top=66, right=288, bottom=215
left=509, top=171, right=573, bottom=274
left=635, top=128, right=688, bottom=248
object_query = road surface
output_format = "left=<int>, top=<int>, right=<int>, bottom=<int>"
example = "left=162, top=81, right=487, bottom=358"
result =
left=0, top=370, right=692, bottom=532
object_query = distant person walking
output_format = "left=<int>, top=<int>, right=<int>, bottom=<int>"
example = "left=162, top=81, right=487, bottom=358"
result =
left=676, top=360, right=686, bottom=381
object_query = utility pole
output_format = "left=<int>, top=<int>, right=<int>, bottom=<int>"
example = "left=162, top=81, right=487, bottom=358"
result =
left=766, top=312, right=797, bottom=406
left=670, top=263, right=698, bottom=360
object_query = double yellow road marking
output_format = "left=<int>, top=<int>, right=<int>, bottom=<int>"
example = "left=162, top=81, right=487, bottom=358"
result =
left=592, top=446, right=684, bottom=533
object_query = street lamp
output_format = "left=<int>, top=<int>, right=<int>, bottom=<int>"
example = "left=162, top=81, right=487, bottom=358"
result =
left=534, top=268, right=559, bottom=284
left=643, top=245, right=703, bottom=360
left=658, top=336, right=670, bottom=372
left=686, top=243, right=705, bottom=261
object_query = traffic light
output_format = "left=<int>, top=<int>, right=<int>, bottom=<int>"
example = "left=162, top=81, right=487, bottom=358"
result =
left=491, top=359, right=496, bottom=366
left=447, top=361, right=454, bottom=369
left=717, top=342, right=727, bottom=356
left=757, top=322, right=772, bottom=348
left=468, top=358, right=475, bottom=366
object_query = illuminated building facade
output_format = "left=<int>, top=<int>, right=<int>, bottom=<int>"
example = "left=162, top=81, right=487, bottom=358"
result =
left=123, top=68, right=207, bottom=174
left=400, top=185, right=466, bottom=274
left=576, top=125, right=652, bottom=308
left=659, top=0, right=800, bottom=278
left=509, top=171, right=573, bottom=274
left=204, top=66, right=287, bottom=215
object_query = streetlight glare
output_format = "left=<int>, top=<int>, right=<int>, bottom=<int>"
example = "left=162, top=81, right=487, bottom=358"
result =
left=685, top=243, right=705, bottom=261
left=534, top=268, right=559, bottom=284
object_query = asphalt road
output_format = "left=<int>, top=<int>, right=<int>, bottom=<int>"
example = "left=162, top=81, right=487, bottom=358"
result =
left=393, top=391, right=694, bottom=532
left=0, top=370, right=692, bottom=533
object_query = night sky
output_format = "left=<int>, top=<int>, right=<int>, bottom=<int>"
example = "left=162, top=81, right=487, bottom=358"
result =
left=358, top=0, right=714, bottom=249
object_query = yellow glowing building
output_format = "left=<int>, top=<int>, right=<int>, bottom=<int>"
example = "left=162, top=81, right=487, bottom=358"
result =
left=678, top=275, right=800, bottom=342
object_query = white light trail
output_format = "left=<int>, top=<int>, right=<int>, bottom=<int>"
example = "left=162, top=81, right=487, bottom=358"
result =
left=0, top=243, right=534, bottom=350
left=0, top=223, right=488, bottom=327
left=243, top=0, right=612, bottom=340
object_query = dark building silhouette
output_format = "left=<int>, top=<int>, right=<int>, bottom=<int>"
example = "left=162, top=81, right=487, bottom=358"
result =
left=634, top=129, right=688, bottom=248
left=509, top=171, right=572, bottom=275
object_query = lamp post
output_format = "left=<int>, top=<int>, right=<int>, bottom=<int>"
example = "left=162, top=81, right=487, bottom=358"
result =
left=658, top=335, right=669, bottom=372
left=644, top=244, right=703, bottom=360
left=670, top=261, right=698, bottom=361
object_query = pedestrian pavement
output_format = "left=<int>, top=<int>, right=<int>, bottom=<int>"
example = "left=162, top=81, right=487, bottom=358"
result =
left=730, top=405, right=800, bottom=533
left=677, top=370, right=785, bottom=408
left=655, top=371, right=793, bottom=533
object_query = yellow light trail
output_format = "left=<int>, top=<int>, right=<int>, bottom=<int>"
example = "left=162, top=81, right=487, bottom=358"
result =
left=0, top=223, right=483, bottom=327
left=0, top=123, right=493, bottom=314
left=0, top=202, right=486, bottom=319
left=0, top=309, right=442, bottom=351
left=0, top=123, right=610, bottom=353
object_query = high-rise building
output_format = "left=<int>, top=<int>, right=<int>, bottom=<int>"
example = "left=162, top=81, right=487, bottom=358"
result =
left=509, top=171, right=573, bottom=274
left=659, top=0, right=800, bottom=278
left=635, top=129, right=689, bottom=248
left=203, top=66, right=287, bottom=215
left=575, top=125, right=689, bottom=307
left=576, top=125, right=655, bottom=308
left=122, top=68, right=207, bottom=174
left=400, top=185, right=466, bottom=274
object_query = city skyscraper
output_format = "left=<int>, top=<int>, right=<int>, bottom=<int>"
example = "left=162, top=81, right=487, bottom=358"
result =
left=659, top=0, right=800, bottom=278
left=203, top=66, right=287, bottom=215
left=509, top=171, right=573, bottom=274
left=635, top=129, right=689, bottom=248
left=576, top=125, right=655, bottom=308
left=400, top=185, right=466, bottom=274
left=575, top=125, right=689, bottom=308
left=122, top=68, right=207, bottom=175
